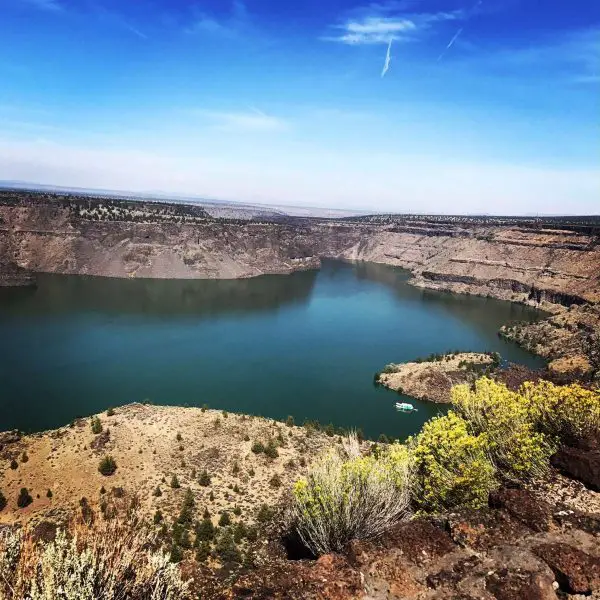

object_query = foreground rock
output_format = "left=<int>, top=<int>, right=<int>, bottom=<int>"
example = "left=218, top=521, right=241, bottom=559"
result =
left=375, top=352, right=498, bottom=403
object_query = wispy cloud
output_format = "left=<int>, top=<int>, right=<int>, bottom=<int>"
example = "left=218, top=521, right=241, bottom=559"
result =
left=19, top=0, right=62, bottom=11
left=192, top=108, right=289, bottom=133
left=437, top=26, right=463, bottom=61
left=324, top=1, right=470, bottom=45
left=381, top=39, right=393, bottom=77
left=87, top=2, right=148, bottom=40
left=186, top=0, right=249, bottom=37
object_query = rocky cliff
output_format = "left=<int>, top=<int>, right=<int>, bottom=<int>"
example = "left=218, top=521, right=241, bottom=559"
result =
left=2, top=191, right=599, bottom=372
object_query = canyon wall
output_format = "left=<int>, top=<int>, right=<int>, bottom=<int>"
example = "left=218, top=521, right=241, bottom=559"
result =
left=2, top=193, right=599, bottom=308
left=2, top=192, right=600, bottom=375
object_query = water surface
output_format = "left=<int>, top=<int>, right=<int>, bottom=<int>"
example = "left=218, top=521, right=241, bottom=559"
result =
left=0, top=260, right=544, bottom=438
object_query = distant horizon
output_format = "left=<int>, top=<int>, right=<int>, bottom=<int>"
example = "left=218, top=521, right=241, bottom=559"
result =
left=1, top=0, right=598, bottom=216
left=2, top=179, right=599, bottom=218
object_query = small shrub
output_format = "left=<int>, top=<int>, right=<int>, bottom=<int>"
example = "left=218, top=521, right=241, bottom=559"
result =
left=222, top=410, right=228, bottom=418
left=46, top=489, right=53, bottom=499
left=10, top=459, right=18, bottom=470
left=269, top=474, right=282, bottom=488
left=0, top=490, right=6, bottom=511
left=251, top=441, right=265, bottom=454
left=106, top=407, right=115, bottom=416
left=264, top=441, right=279, bottom=459
left=286, top=415, right=295, bottom=427
left=153, top=486, right=162, bottom=497
left=246, top=525, right=258, bottom=542
left=203, top=507, right=211, bottom=519
left=21, top=451, right=29, bottom=463
left=98, top=456, right=117, bottom=476
left=290, top=439, right=412, bottom=555
left=17, top=488, right=33, bottom=509
left=232, top=461, right=240, bottom=475
left=233, top=522, right=246, bottom=543
left=176, top=432, right=182, bottom=442
left=169, top=544, right=183, bottom=564
left=243, top=434, right=250, bottom=441
left=195, top=541, right=211, bottom=562
left=201, top=404, right=208, bottom=412
left=198, top=470, right=211, bottom=487
left=256, top=504, right=274, bottom=523
left=170, top=474, right=180, bottom=489
left=154, top=510, right=163, bottom=524
left=233, top=505, right=242, bottom=516
left=91, top=416, right=103, bottom=434
left=178, top=488, right=195, bottom=526
left=215, top=529, right=241, bottom=563
left=195, top=518, right=215, bottom=542
left=209, top=491, right=214, bottom=501
left=218, top=511, right=231, bottom=527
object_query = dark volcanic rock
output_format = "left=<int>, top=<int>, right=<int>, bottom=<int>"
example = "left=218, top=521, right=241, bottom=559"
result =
left=534, top=543, right=600, bottom=594
left=89, top=429, right=111, bottom=452
left=383, top=519, right=457, bottom=566
left=485, top=568, right=558, bottom=600
left=488, top=488, right=553, bottom=532
left=551, top=445, right=600, bottom=491
left=0, top=430, right=21, bottom=451
left=426, top=555, right=481, bottom=589
left=448, top=508, right=531, bottom=551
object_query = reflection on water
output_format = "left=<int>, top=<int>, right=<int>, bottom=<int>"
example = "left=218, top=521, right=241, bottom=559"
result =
left=0, top=269, right=319, bottom=318
left=0, top=260, right=546, bottom=436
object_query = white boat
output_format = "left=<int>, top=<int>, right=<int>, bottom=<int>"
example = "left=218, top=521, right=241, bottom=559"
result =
left=395, top=402, right=417, bottom=413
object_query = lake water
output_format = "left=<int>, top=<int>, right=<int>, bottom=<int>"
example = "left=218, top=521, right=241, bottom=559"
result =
left=0, top=260, right=544, bottom=438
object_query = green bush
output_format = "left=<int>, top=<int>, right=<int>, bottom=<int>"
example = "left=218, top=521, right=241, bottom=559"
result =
left=215, top=529, right=241, bottom=563
left=21, top=452, right=29, bottom=463
left=10, top=459, right=18, bottom=470
left=195, top=541, right=211, bottom=562
left=106, top=407, right=115, bottom=416
left=153, top=486, right=162, bottom=497
left=195, top=518, right=215, bottom=542
left=153, top=510, right=163, bottom=524
left=218, top=511, right=231, bottom=527
left=264, top=441, right=279, bottom=459
left=170, top=475, right=180, bottom=489
left=198, top=470, right=211, bottom=487
left=98, top=456, right=117, bottom=476
left=256, top=504, right=274, bottom=523
left=251, top=441, right=265, bottom=454
left=286, top=415, right=295, bottom=427
left=17, top=488, right=33, bottom=509
left=91, top=416, right=103, bottom=435
left=269, top=474, right=282, bottom=488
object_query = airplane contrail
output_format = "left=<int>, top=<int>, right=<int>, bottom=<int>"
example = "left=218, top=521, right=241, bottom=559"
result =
left=381, top=39, right=393, bottom=78
left=437, top=27, right=463, bottom=62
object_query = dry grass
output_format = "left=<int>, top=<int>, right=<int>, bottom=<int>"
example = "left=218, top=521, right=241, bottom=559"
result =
left=0, top=404, right=335, bottom=531
left=0, top=517, right=187, bottom=599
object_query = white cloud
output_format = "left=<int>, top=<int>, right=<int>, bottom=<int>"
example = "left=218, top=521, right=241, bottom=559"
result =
left=192, top=108, right=289, bottom=133
left=327, top=17, right=416, bottom=44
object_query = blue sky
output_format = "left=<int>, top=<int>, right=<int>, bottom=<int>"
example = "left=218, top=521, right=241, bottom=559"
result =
left=0, top=0, right=598, bottom=214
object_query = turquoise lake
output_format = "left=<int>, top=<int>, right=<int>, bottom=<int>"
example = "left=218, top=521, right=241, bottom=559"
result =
left=0, top=260, right=545, bottom=438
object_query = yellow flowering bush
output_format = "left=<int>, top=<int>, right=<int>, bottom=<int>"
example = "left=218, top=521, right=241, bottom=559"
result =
left=452, top=377, right=555, bottom=481
left=411, top=411, right=496, bottom=512
left=522, top=379, right=600, bottom=441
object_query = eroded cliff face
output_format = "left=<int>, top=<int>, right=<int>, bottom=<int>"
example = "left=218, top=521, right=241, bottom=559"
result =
left=2, top=194, right=599, bottom=308
left=1, top=193, right=600, bottom=372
